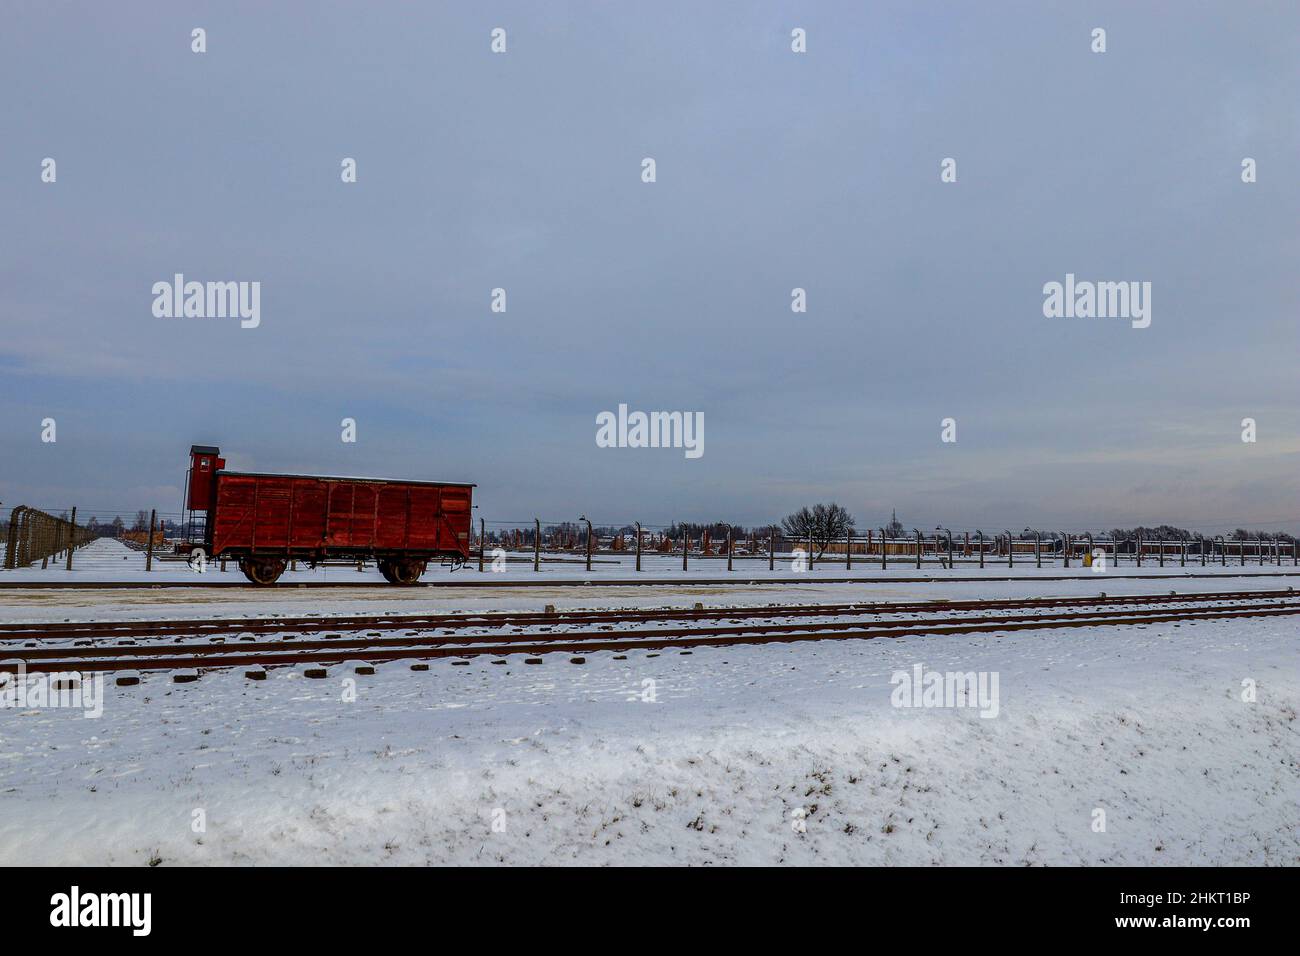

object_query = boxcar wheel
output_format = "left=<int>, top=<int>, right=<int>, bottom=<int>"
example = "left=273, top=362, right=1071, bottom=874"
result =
left=240, top=558, right=287, bottom=586
left=386, top=559, right=426, bottom=585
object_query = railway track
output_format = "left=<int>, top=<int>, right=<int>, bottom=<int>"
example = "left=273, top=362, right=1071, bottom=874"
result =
left=1, top=589, right=1295, bottom=677
left=1, top=586, right=1295, bottom=642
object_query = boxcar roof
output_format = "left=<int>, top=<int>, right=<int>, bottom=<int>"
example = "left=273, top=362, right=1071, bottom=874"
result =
left=218, top=470, right=475, bottom=488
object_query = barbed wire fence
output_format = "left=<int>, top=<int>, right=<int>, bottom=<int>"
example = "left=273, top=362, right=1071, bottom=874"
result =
left=3, top=504, right=1298, bottom=574
left=1, top=505, right=98, bottom=570
left=468, top=519, right=1300, bottom=572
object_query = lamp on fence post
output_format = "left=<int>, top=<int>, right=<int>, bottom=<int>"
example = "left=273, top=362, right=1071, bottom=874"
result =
left=976, top=530, right=984, bottom=569
left=65, top=508, right=76, bottom=572
left=936, top=526, right=952, bottom=569
left=580, top=515, right=593, bottom=573
left=533, top=518, right=541, bottom=572
left=146, top=509, right=156, bottom=572
left=1058, top=531, right=1068, bottom=568
left=635, top=521, right=642, bottom=572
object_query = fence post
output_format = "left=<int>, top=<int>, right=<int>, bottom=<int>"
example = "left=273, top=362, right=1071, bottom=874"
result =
left=4, top=506, right=23, bottom=569
left=1036, top=532, right=1042, bottom=568
left=1158, top=536, right=1164, bottom=568
left=533, top=518, right=541, bottom=572
left=583, top=517, right=593, bottom=573
left=1136, top=533, right=1142, bottom=567
left=769, top=530, right=775, bottom=571
left=635, top=521, right=642, bottom=572
left=477, top=518, right=485, bottom=572
left=881, top=528, right=888, bottom=570
left=914, top=529, right=922, bottom=569
left=65, top=508, right=76, bottom=571
left=726, top=526, right=733, bottom=571
left=1006, top=531, right=1014, bottom=568
left=807, top=527, right=814, bottom=570
left=146, top=509, right=156, bottom=571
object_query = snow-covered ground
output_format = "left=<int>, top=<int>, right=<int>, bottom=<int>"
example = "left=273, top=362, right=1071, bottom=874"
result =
left=0, top=542, right=1296, bottom=865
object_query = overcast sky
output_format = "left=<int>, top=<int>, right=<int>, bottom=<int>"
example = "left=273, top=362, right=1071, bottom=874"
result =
left=1, top=1, right=1297, bottom=534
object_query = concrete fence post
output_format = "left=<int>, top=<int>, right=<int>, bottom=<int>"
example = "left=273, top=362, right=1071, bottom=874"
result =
left=4, top=506, right=25, bottom=569
left=65, top=508, right=76, bottom=571
left=146, top=509, right=156, bottom=571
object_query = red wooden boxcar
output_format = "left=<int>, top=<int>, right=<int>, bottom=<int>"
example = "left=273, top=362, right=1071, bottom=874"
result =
left=180, top=445, right=474, bottom=585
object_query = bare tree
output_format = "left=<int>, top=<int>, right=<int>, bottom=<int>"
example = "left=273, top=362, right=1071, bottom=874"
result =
left=781, top=503, right=856, bottom=558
